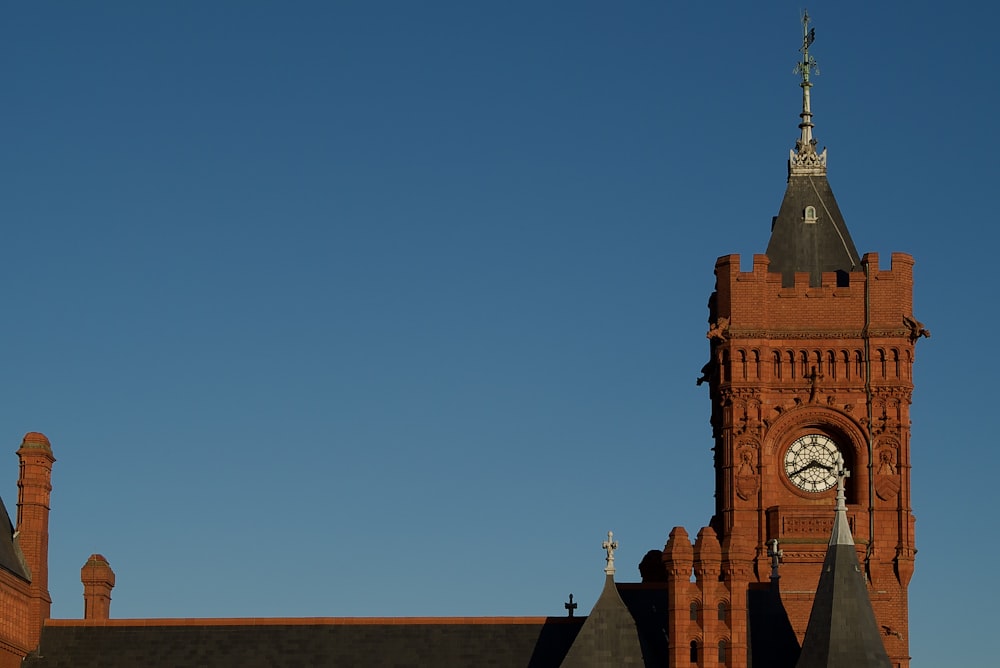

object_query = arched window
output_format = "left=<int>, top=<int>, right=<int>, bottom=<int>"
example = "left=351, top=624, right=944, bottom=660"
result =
left=800, top=350, right=810, bottom=377
left=752, top=350, right=761, bottom=379
left=854, top=350, right=864, bottom=378
left=717, top=601, right=727, bottom=621
left=892, top=349, right=900, bottom=378
left=739, top=349, right=747, bottom=380
left=690, top=640, right=699, bottom=663
left=722, top=350, right=731, bottom=381
left=787, top=351, right=796, bottom=379
left=841, top=350, right=850, bottom=379
left=804, top=205, right=818, bottom=223
left=878, top=349, right=887, bottom=378
left=826, top=350, right=836, bottom=379
left=718, top=639, right=728, bottom=663
left=689, top=601, right=699, bottom=621
left=773, top=351, right=782, bottom=379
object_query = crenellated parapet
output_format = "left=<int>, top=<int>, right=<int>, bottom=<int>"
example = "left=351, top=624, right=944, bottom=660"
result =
left=711, top=252, right=915, bottom=340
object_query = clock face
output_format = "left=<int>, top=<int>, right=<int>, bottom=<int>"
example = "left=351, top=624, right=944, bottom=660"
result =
left=783, top=434, right=841, bottom=492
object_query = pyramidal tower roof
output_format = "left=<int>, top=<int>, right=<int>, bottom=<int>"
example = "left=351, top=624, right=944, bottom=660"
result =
left=765, top=11, right=861, bottom=287
left=795, top=459, right=891, bottom=668
left=559, top=532, right=645, bottom=667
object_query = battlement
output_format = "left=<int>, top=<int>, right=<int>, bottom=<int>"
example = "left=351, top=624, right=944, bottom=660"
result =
left=712, top=252, right=914, bottom=336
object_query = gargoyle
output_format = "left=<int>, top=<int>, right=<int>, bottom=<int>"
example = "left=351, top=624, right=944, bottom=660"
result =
left=903, top=315, right=931, bottom=343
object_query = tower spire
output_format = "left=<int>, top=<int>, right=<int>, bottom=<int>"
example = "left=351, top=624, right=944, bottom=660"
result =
left=789, top=10, right=827, bottom=176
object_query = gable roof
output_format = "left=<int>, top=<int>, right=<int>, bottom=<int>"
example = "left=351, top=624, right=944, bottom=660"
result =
left=23, top=581, right=674, bottom=667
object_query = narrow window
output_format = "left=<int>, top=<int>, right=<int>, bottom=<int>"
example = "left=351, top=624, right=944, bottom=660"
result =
left=718, top=639, right=728, bottom=663
left=717, top=602, right=727, bottom=621
left=690, top=640, right=699, bottom=663
left=739, top=350, right=747, bottom=380
left=855, top=350, right=864, bottom=378
left=690, top=601, right=699, bottom=621
left=892, top=349, right=900, bottom=378
left=788, top=351, right=796, bottom=379
left=841, top=350, right=850, bottom=379
left=773, top=351, right=782, bottom=379
left=878, top=349, right=887, bottom=378
left=826, top=350, right=836, bottom=379
left=752, top=350, right=761, bottom=379
left=804, top=205, right=818, bottom=223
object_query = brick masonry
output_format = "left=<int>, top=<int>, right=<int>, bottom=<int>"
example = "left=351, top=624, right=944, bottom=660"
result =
left=649, top=251, right=918, bottom=667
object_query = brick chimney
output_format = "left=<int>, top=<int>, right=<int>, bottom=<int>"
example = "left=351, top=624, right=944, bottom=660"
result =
left=81, top=554, right=115, bottom=620
left=16, top=432, right=55, bottom=648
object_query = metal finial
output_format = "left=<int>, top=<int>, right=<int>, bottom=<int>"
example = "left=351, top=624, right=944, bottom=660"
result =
left=603, top=531, right=619, bottom=576
left=565, top=593, right=578, bottom=617
left=795, top=10, right=819, bottom=84
left=789, top=9, right=827, bottom=175
left=767, top=538, right=784, bottom=580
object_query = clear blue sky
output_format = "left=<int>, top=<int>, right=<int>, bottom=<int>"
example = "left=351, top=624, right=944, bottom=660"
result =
left=1, top=2, right=993, bottom=665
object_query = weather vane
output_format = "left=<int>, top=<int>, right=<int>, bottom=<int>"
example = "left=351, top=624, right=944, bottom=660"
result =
left=789, top=9, right=827, bottom=174
left=795, top=10, right=819, bottom=83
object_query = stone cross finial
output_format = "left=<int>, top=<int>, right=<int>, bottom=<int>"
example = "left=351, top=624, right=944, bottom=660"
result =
left=603, top=531, right=619, bottom=575
left=565, top=594, right=578, bottom=618
left=767, top=539, right=783, bottom=580
left=835, top=453, right=850, bottom=512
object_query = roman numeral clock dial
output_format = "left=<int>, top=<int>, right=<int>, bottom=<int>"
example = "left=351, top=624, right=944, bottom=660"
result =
left=783, top=434, right=841, bottom=492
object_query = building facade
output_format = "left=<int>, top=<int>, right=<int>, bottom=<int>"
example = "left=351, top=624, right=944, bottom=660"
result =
left=0, top=15, right=921, bottom=668
left=641, top=14, right=922, bottom=668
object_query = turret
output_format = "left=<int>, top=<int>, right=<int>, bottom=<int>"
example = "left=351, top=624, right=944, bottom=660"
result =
left=81, top=554, right=115, bottom=620
left=795, top=459, right=891, bottom=667
left=662, top=527, right=696, bottom=665
left=16, top=432, right=54, bottom=648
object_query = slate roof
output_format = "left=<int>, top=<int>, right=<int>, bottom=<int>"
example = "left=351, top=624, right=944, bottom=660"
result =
left=795, top=484, right=891, bottom=668
left=747, top=580, right=800, bottom=668
left=559, top=576, right=647, bottom=667
left=24, top=617, right=584, bottom=668
left=23, top=581, right=672, bottom=667
left=765, top=174, right=861, bottom=287
left=0, top=496, right=29, bottom=582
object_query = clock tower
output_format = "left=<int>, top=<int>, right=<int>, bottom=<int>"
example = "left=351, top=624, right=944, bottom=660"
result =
left=694, top=13, right=921, bottom=668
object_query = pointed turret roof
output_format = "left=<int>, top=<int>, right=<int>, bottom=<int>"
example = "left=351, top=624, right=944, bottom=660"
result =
left=765, top=11, right=861, bottom=287
left=795, top=460, right=891, bottom=668
left=560, top=532, right=645, bottom=667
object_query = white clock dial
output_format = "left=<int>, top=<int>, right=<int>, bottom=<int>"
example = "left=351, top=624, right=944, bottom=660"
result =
left=783, top=434, right=841, bottom=492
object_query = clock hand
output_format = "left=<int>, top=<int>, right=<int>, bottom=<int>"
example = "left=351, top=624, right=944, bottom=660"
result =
left=791, top=460, right=830, bottom=478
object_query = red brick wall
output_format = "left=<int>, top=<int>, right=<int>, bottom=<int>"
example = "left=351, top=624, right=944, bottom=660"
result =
left=3, top=432, right=56, bottom=660
left=662, top=252, right=917, bottom=668
left=0, top=569, right=32, bottom=667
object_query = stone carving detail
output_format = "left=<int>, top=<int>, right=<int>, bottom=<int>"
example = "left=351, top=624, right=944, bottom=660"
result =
left=789, top=144, right=828, bottom=175
left=903, top=315, right=931, bottom=343
left=735, top=440, right=760, bottom=501
left=875, top=438, right=901, bottom=501
left=731, top=393, right=762, bottom=437
left=707, top=317, right=730, bottom=342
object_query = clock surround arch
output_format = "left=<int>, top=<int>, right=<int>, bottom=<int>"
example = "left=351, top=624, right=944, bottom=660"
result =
left=762, top=405, right=869, bottom=505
